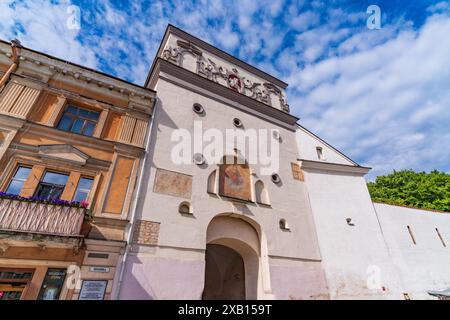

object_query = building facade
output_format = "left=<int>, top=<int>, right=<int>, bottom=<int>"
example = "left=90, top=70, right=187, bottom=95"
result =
left=0, top=25, right=448, bottom=300
left=0, top=39, right=155, bottom=300
left=117, top=26, right=328, bottom=300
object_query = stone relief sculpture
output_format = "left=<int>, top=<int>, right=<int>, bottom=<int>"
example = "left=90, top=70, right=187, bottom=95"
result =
left=162, top=40, right=290, bottom=112
left=161, top=45, right=182, bottom=65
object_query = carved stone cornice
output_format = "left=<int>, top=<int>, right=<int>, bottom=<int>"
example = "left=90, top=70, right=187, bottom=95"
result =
left=147, top=25, right=288, bottom=89
left=0, top=112, right=25, bottom=130
left=9, top=143, right=112, bottom=170
left=152, top=58, right=299, bottom=129
left=19, top=122, right=145, bottom=155
left=0, top=40, right=156, bottom=110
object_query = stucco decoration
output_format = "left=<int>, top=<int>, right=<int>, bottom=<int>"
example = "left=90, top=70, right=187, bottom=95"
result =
left=38, top=144, right=89, bottom=166
left=162, top=40, right=290, bottom=112
left=153, top=168, right=193, bottom=199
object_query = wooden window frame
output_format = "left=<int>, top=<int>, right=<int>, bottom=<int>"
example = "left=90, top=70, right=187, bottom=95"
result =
left=72, top=176, right=94, bottom=203
left=4, top=165, right=32, bottom=195
left=34, top=170, right=70, bottom=200
left=2, top=158, right=101, bottom=212
left=56, top=104, right=101, bottom=137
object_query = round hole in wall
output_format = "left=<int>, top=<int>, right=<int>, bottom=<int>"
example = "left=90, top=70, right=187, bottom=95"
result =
left=233, top=118, right=243, bottom=128
left=279, top=219, right=289, bottom=230
left=271, top=173, right=281, bottom=184
left=179, top=202, right=191, bottom=215
left=193, top=153, right=205, bottom=165
left=193, top=103, right=204, bottom=114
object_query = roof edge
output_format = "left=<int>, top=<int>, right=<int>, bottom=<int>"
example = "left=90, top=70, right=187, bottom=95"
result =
left=299, top=158, right=371, bottom=175
left=297, top=124, right=361, bottom=167
left=0, top=39, right=155, bottom=94
left=373, top=201, right=450, bottom=214
left=144, top=24, right=288, bottom=89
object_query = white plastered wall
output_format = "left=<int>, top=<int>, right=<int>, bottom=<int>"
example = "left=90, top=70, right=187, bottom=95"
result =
left=374, top=203, right=450, bottom=300
left=297, top=127, right=403, bottom=299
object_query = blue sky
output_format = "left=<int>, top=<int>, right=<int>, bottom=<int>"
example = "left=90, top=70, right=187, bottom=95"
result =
left=1, top=0, right=450, bottom=180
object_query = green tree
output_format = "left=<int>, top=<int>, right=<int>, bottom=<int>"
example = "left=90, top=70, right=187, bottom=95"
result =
left=367, top=170, right=450, bottom=212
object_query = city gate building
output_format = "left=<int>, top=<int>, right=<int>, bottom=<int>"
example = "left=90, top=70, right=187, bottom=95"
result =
left=0, top=25, right=448, bottom=301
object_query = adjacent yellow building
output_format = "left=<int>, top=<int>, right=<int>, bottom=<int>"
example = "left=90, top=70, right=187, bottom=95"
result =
left=0, top=39, right=155, bottom=300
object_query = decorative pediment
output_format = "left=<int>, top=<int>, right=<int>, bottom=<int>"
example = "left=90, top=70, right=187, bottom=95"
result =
left=38, top=144, right=90, bottom=166
left=161, top=39, right=290, bottom=113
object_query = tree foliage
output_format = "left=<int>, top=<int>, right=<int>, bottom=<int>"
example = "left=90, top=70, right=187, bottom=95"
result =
left=367, top=170, right=450, bottom=212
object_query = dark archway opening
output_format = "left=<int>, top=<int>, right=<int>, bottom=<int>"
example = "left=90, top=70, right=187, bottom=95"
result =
left=202, top=244, right=245, bottom=300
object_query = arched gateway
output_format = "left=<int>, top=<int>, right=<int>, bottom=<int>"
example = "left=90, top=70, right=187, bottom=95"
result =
left=202, top=215, right=271, bottom=300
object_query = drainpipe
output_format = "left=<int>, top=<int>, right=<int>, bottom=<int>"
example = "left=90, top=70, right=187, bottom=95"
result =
left=0, top=39, right=22, bottom=90
left=113, top=97, right=158, bottom=300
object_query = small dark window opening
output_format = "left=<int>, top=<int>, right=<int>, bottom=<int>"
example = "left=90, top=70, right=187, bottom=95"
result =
left=316, top=147, right=324, bottom=160
left=179, top=202, right=192, bottom=215
left=279, top=219, right=290, bottom=230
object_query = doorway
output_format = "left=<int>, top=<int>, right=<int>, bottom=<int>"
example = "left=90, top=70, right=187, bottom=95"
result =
left=202, top=244, right=245, bottom=300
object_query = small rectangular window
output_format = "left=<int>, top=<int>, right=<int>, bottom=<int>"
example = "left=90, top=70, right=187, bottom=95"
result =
left=34, top=171, right=69, bottom=200
left=5, top=166, right=32, bottom=195
left=57, top=105, right=100, bottom=137
left=73, top=177, right=94, bottom=203
left=316, top=147, right=324, bottom=160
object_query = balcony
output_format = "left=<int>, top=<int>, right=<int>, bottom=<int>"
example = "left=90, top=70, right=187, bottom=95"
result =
left=0, top=197, right=86, bottom=237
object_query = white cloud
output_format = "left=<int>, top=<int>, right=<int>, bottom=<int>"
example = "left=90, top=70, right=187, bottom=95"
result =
left=288, top=12, right=450, bottom=179
left=1, top=0, right=449, bottom=180
left=288, top=11, right=320, bottom=32
left=0, top=0, right=98, bottom=68
left=216, top=23, right=240, bottom=50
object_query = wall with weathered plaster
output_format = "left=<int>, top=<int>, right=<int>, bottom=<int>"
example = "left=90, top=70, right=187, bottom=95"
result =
left=120, top=247, right=205, bottom=300
left=374, top=203, right=450, bottom=300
